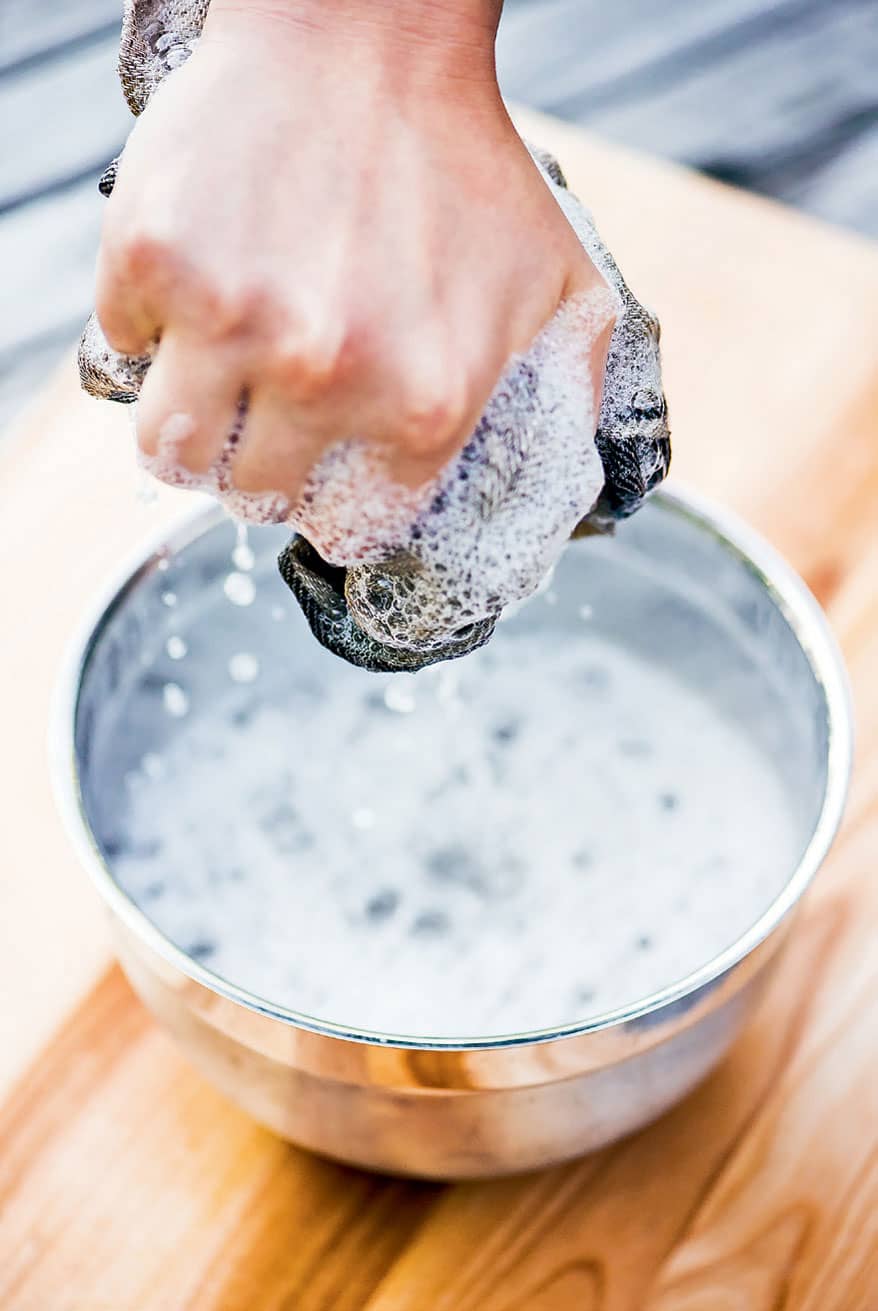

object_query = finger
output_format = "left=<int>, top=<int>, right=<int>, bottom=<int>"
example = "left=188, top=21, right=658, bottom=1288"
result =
left=230, top=386, right=331, bottom=503
left=383, top=383, right=485, bottom=490
left=359, top=340, right=473, bottom=489
left=94, top=232, right=163, bottom=357
left=135, top=332, right=244, bottom=472
left=95, top=270, right=161, bottom=357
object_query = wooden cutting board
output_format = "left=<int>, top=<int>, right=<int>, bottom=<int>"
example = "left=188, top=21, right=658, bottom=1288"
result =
left=2, top=109, right=878, bottom=1310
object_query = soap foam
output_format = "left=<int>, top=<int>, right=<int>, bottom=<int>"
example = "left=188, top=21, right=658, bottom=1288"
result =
left=135, top=159, right=622, bottom=650
left=142, top=284, right=615, bottom=651
left=113, top=628, right=801, bottom=1039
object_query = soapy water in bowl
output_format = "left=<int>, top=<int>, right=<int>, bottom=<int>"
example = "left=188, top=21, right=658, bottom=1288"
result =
left=90, top=520, right=807, bottom=1039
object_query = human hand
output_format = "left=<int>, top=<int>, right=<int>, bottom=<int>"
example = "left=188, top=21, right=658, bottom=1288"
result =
left=94, top=0, right=613, bottom=502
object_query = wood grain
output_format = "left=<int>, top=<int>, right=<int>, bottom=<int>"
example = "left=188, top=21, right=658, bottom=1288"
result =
left=1, top=112, right=877, bottom=1310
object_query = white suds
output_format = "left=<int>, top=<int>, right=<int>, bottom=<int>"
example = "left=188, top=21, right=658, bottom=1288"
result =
left=133, top=163, right=623, bottom=651
left=114, top=629, right=801, bottom=1038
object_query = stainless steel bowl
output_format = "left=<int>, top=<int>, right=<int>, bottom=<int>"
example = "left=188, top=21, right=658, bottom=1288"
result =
left=52, top=488, right=852, bottom=1178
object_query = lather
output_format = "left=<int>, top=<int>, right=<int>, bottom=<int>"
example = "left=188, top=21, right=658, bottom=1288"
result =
left=79, top=0, right=671, bottom=672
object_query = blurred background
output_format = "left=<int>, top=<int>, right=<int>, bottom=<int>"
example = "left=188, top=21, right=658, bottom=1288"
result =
left=1, top=0, right=876, bottom=429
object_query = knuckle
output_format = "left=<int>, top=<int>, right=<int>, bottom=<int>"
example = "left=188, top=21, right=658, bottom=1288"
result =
left=116, top=229, right=174, bottom=283
left=395, top=356, right=471, bottom=453
left=269, top=328, right=346, bottom=395
left=209, top=284, right=271, bottom=337
left=396, top=376, right=467, bottom=454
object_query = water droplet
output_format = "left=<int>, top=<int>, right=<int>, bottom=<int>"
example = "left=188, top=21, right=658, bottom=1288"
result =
left=384, top=679, right=416, bottom=714
left=141, top=752, right=165, bottom=779
left=163, top=682, right=189, bottom=717
left=271, top=605, right=286, bottom=622
left=223, top=572, right=255, bottom=606
left=161, top=590, right=177, bottom=608
left=352, top=806, right=376, bottom=830
left=578, top=604, right=593, bottom=621
left=165, top=635, right=187, bottom=660
left=228, top=652, right=260, bottom=683
left=157, top=556, right=170, bottom=573
left=232, top=523, right=255, bottom=572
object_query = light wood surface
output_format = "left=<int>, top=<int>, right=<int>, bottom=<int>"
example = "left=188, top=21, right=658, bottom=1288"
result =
left=2, top=110, right=878, bottom=1309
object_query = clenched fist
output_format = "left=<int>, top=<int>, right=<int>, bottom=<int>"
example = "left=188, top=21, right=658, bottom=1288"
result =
left=93, top=0, right=612, bottom=499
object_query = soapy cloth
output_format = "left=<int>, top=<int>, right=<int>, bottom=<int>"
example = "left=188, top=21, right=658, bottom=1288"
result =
left=79, top=0, right=671, bottom=672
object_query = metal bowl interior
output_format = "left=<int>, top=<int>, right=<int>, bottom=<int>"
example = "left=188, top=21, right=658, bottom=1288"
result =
left=55, top=487, right=852, bottom=1052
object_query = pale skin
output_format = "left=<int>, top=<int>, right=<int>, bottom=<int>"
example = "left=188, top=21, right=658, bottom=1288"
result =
left=96, top=0, right=612, bottom=501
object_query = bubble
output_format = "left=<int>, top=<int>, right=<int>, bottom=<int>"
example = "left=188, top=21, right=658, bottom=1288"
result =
left=163, top=682, right=189, bottom=718
left=223, top=572, right=255, bottom=606
left=157, top=556, right=170, bottom=573
left=271, top=605, right=286, bottom=622
left=161, top=591, right=177, bottom=608
left=228, top=652, right=260, bottom=684
left=165, top=635, right=187, bottom=660
left=352, top=807, right=376, bottom=830
left=578, top=604, right=593, bottom=621
left=383, top=679, right=416, bottom=714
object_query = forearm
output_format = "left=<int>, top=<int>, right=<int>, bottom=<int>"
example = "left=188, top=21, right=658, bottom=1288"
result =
left=203, top=0, right=504, bottom=84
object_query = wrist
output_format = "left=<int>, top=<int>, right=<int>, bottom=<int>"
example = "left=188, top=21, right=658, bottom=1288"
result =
left=203, top=0, right=502, bottom=87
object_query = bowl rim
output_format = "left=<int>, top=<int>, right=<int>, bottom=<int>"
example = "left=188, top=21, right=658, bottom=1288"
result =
left=50, top=484, right=854, bottom=1051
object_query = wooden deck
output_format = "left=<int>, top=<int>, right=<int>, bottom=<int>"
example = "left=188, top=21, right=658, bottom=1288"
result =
left=1, top=0, right=876, bottom=429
